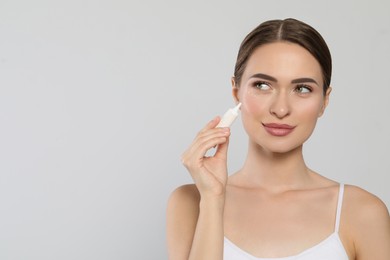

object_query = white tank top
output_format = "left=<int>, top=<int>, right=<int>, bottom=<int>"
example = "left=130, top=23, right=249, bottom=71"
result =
left=224, top=184, right=349, bottom=260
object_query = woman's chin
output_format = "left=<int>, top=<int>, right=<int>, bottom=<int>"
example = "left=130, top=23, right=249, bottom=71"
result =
left=252, top=141, right=303, bottom=155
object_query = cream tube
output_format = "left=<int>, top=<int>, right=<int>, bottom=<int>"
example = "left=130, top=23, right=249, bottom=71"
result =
left=216, top=103, right=241, bottom=128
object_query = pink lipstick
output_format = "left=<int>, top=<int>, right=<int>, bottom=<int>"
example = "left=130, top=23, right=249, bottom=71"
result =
left=263, top=123, right=295, bottom=136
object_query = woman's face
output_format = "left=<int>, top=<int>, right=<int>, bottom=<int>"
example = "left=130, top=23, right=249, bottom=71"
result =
left=233, top=42, right=331, bottom=154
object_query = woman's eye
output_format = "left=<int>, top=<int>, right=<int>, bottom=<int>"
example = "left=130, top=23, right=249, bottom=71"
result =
left=295, top=85, right=312, bottom=94
left=254, top=82, right=271, bottom=90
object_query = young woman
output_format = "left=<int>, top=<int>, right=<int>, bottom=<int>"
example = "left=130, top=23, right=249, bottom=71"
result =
left=167, top=18, right=390, bottom=260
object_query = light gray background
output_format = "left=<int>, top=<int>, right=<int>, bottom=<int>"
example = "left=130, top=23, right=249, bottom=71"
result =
left=0, top=0, right=389, bottom=259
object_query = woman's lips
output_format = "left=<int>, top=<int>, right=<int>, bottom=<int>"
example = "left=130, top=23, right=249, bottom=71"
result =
left=263, top=123, right=296, bottom=136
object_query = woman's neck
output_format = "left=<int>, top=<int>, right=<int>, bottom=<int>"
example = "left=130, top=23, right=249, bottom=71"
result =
left=233, top=142, right=312, bottom=192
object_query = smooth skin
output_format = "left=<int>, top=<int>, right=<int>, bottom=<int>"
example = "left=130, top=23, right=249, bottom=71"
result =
left=167, top=42, right=390, bottom=260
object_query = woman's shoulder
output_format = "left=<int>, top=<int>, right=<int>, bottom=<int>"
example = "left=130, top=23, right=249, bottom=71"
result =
left=344, top=184, right=389, bottom=217
left=166, top=184, right=201, bottom=256
left=343, top=184, right=390, bottom=258
left=168, top=184, right=200, bottom=206
left=167, top=184, right=200, bottom=219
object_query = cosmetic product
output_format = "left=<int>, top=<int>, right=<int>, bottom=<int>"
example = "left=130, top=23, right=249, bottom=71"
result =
left=216, top=103, right=241, bottom=128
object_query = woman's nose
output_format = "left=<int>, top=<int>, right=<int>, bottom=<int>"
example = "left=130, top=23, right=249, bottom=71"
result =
left=269, top=92, right=291, bottom=119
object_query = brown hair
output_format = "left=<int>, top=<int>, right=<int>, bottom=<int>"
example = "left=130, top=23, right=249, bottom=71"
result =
left=234, top=18, right=332, bottom=94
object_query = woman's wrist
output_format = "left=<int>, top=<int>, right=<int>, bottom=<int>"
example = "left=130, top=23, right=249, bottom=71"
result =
left=199, top=193, right=226, bottom=212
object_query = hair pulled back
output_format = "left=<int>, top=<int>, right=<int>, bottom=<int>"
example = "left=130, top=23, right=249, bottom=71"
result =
left=234, top=18, right=332, bottom=94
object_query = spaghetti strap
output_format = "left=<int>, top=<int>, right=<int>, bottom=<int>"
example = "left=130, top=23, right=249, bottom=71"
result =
left=334, top=183, right=345, bottom=233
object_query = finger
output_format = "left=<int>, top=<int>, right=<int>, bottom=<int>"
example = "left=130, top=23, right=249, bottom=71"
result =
left=214, top=136, right=230, bottom=160
left=198, top=116, right=221, bottom=134
left=181, top=118, right=227, bottom=168
left=182, top=133, right=229, bottom=169
left=188, top=127, right=229, bottom=153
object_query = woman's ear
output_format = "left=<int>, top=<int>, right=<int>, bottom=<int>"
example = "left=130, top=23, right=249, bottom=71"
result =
left=231, top=77, right=240, bottom=104
left=318, top=86, right=332, bottom=117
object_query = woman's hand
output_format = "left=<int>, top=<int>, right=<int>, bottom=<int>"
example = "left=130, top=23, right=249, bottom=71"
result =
left=181, top=117, right=231, bottom=198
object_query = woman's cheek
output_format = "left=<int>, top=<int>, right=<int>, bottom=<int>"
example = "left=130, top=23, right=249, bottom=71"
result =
left=241, top=89, right=268, bottom=117
left=239, top=91, right=269, bottom=138
left=296, top=96, right=324, bottom=120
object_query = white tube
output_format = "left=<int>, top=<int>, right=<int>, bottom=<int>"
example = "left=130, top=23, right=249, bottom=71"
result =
left=216, top=103, right=241, bottom=128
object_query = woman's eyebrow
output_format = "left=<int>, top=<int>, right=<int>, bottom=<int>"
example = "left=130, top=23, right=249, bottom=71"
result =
left=249, top=73, right=277, bottom=82
left=291, top=78, right=319, bottom=86
left=249, top=73, right=319, bottom=86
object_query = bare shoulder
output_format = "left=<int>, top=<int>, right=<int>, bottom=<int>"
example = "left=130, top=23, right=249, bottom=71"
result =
left=167, top=184, right=200, bottom=214
left=166, top=184, right=200, bottom=259
left=167, top=184, right=200, bottom=226
left=344, top=184, right=389, bottom=220
left=343, top=185, right=390, bottom=259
